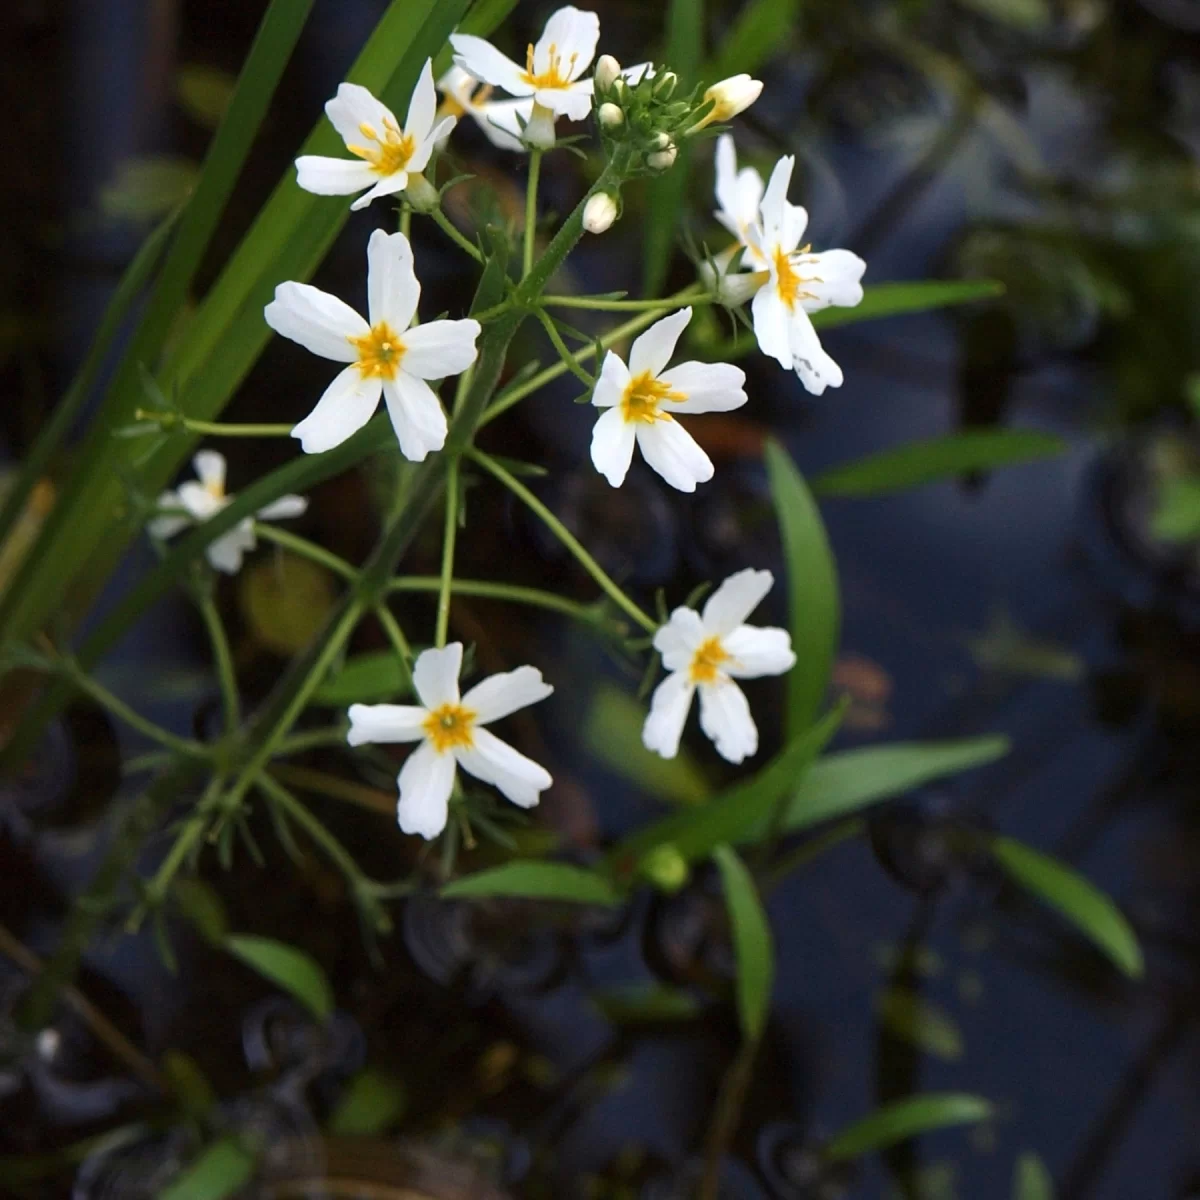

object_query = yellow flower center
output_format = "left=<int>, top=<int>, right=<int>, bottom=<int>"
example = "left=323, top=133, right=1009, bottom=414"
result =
left=689, top=636, right=731, bottom=684
left=348, top=322, right=406, bottom=380
left=520, top=41, right=577, bottom=90
left=347, top=116, right=416, bottom=177
left=773, top=244, right=818, bottom=310
left=620, top=372, right=686, bottom=425
left=204, top=479, right=225, bottom=501
left=422, top=702, right=477, bottom=754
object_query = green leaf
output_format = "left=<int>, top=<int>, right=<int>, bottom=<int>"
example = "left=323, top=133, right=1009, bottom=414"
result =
left=812, top=430, right=1067, bottom=498
left=713, top=845, right=774, bottom=1042
left=442, top=861, right=622, bottom=906
left=705, top=0, right=798, bottom=80
left=161, top=1049, right=217, bottom=1118
left=176, top=64, right=237, bottom=128
left=811, top=279, right=1005, bottom=330
left=583, top=683, right=712, bottom=806
left=781, top=736, right=1010, bottom=835
left=591, top=983, right=703, bottom=1025
left=159, top=1137, right=256, bottom=1200
left=99, top=157, right=198, bottom=221
left=314, top=649, right=411, bottom=706
left=955, top=0, right=1051, bottom=31
left=875, top=988, right=964, bottom=1061
left=172, top=878, right=229, bottom=945
left=225, top=934, right=334, bottom=1019
left=1013, top=1152, right=1055, bottom=1200
left=764, top=438, right=840, bottom=739
left=989, top=836, right=1144, bottom=978
left=609, top=705, right=844, bottom=873
left=327, top=1068, right=408, bottom=1135
left=824, top=1094, right=993, bottom=1161
left=1151, top=475, right=1200, bottom=542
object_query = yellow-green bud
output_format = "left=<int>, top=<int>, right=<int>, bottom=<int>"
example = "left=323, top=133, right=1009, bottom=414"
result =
left=640, top=844, right=690, bottom=893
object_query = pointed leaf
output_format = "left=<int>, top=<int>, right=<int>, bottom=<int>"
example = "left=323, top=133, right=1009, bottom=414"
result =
left=159, top=1137, right=255, bottom=1200
left=442, top=861, right=622, bottom=906
left=225, top=934, right=334, bottom=1020
left=314, top=650, right=412, bottom=706
left=591, top=983, right=703, bottom=1025
left=327, top=1068, right=408, bottom=1135
left=824, top=1093, right=993, bottom=1161
left=705, top=0, right=798, bottom=79
left=1013, top=1152, right=1055, bottom=1200
left=713, top=845, right=774, bottom=1042
left=875, top=988, right=964, bottom=1060
left=810, top=280, right=1005, bottom=330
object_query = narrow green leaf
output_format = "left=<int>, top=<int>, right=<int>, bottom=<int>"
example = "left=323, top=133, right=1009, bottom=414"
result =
left=583, top=683, right=712, bottom=806
left=591, top=983, right=702, bottom=1025
left=314, top=649, right=411, bottom=706
left=1151, top=475, right=1200, bottom=542
left=176, top=64, right=238, bottom=129
left=1013, top=1152, right=1055, bottom=1200
left=327, top=1068, right=407, bottom=1136
left=442, top=861, right=622, bottom=906
left=764, top=438, right=840, bottom=739
left=824, top=1093, right=993, bottom=1161
left=159, top=1137, right=256, bottom=1200
left=713, top=845, right=774, bottom=1042
left=989, top=836, right=1144, bottom=978
left=706, top=0, right=798, bottom=80
left=875, top=988, right=964, bottom=1061
left=812, top=430, right=1066, bottom=498
left=955, top=0, right=1051, bottom=32
left=811, top=279, right=1005, bottom=330
left=782, top=736, right=1010, bottom=835
left=161, top=1049, right=218, bottom=1118
left=172, top=877, right=229, bottom=945
left=225, top=934, right=334, bottom=1019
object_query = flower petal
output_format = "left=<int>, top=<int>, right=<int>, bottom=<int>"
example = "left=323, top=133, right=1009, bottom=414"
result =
left=193, top=450, right=226, bottom=493
left=295, top=155, right=376, bottom=198
left=397, top=740, right=456, bottom=838
left=722, top=625, right=796, bottom=678
left=751, top=286, right=792, bottom=369
left=474, top=99, right=531, bottom=151
left=782, top=202, right=809, bottom=255
left=462, top=665, right=554, bottom=725
left=653, top=606, right=706, bottom=672
left=206, top=524, right=255, bottom=576
left=534, top=6, right=600, bottom=79
left=590, top=405, right=637, bottom=488
left=702, top=567, right=774, bottom=635
left=408, top=117, right=453, bottom=171
left=403, top=58, right=437, bottom=143
left=759, top=155, right=795, bottom=244
left=635, top=418, right=714, bottom=493
left=382, top=373, right=448, bottom=461
left=411, top=642, right=462, bottom=709
left=349, top=171, right=410, bottom=212
left=642, top=670, right=695, bottom=759
left=265, top=281, right=368, bottom=362
left=400, top=318, right=481, bottom=379
left=538, top=81, right=593, bottom=120
left=450, top=34, right=531, bottom=96
left=256, top=494, right=308, bottom=521
left=177, top=481, right=222, bottom=520
left=798, top=248, right=866, bottom=311
left=148, top=490, right=189, bottom=539
left=658, top=362, right=747, bottom=414
left=698, top=677, right=758, bottom=763
left=592, top=349, right=630, bottom=408
left=367, top=228, right=420, bottom=332
left=437, top=65, right=476, bottom=107
left=291, top=366, right=381, bottom=454
left=628, top=307, right=692, bottom=379
left=347, top=703, right=428, bottom=745
left=789, top=311, right=843, bottom=395
left=324, top=83, right=397, bottom=149
left=456, top=728, right=551, bottom=809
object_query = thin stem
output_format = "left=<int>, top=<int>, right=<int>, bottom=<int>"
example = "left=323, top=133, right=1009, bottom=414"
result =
left=267, top=762, right=394, bottom=817
left=373, top=602, right=415, bottom=695
left=467, top=449, right=657, bottom=634
left=133, top=410, right=293, bottom=437
left=541, top=290, right=714, bottom=311
left=431, top=206, right=485, bottom=264
left=479, top=285, right=706, bottom=427
left=524, top=150, right=542, bottom=278
left=273, top=726, right=348, bottom=756
left=535, top=308, right=596, bottom=388
left=198, top=594, right=239, bottom=734
left=122, top=750, right=173, bottom=776
left=701, top=1041, right=759, bottom=1200
left=253, top=522, right=359, bottom=581
left=65, top=668, right=208, bottom=759
left=136, top=776, right=225, bottom=919
left=435, top=461, right=459, bottom=648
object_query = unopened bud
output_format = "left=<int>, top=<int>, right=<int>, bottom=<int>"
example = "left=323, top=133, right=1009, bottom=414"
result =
left=717, top=269, right=766, bottom=307
left=639, top=844, right=689, bottom=894
left=647, top=144, right=678, bottom=171
left=689, top=74, right=763, bottom=132
left=583, top=192, right=619, bottom=234
left=594, top=54, right=621, bottom=93
left=404, top=172, right=438, bottom=213
left=598, top=102, right=624, bottom=130
left=653, top=70, right=678, bottom=98
left=522, top=103, right=557, bottom=150
left=648, top=132, right=671, bottom=151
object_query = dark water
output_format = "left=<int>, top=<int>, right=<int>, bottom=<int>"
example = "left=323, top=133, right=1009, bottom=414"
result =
left=3, top=0, right=1200, bottom=1196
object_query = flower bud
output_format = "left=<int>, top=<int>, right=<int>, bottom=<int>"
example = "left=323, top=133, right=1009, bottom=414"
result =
left=653, top=70, right=678, bottom=98
left=717, top=269, right=766, bottom=307
left=688, top=74, right=764, bottom=132
left=404, top=172, right=439, bottom=213
left=594, top=54, right=621, bottom=93
left=583, top=192, right=619, bottom=234
left=648, top=131, right=672, bottom=151
left=522, top=103, right=557, bottom=150
left=646, top=144, right=678, bottom=171
left=639, top=844, right=689, bottom=894
left=597, top=102, right=625, bottom=130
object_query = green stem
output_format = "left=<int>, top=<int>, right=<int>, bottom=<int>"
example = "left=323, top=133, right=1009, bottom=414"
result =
left=67, top=670, right=209, bottom=759
left=198, top=594, right=240, bottom=734
left=373, top=602, right=415, bottom=695
left=273, top=726, right=349, bottom=757
left=762, top=819, right=864, bottom=897
left=435, top=461, right=459, bottom=648
left=134, top=411, right=293, bottom=437
left=534, top=308, right=596, bottom=388
left=480, top=284, right=705, bottom=427
left=268, top=762, right=393, bottom=816
left=431, top=206, right=485, bottom=264
left=253, top=522, right=359, bottom=581
left=524, top=150, right=542, bottom=278
left=467, top=449, right=657, bottom=634
left=541, top=289, right=712, bottom=311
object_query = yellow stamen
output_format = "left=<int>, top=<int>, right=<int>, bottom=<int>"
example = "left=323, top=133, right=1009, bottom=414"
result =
left=620, top=372, right=686, bottom=425
left=422, top=702, right=477, bottom=753
left=520, top=41, right=577, bottom=89
left=346, top=112, right=416, bottom=176
left=204, top=479, right=224, bottom=501
left=348, top=322, right=406, bottom=380
left=774, top=246, right=804, bottom=310
left=690, top=636, right=731, bottom=684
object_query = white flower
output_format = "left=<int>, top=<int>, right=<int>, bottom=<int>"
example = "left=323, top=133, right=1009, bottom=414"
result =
left=149, top=450, right=307, bottom=575
left=690, top=74, right=763, bottom=132
left=451, top=6, right=600, bottom=147
left=713, top=134, right=765, bottom=258
left=590, top=307, right=747, bottom=493
left=264, top=229, right=480, bottom=461
left=295, top=61, right=454, bottom=212
left=744, top=155, right=866, bottom=395
left=347, top=643, right=554, bottom=839
left=435, top=65, right=532, bottom=153
left=643, top=569, right=796, bottom=764
left=583, top=192, right=618, bottom=233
